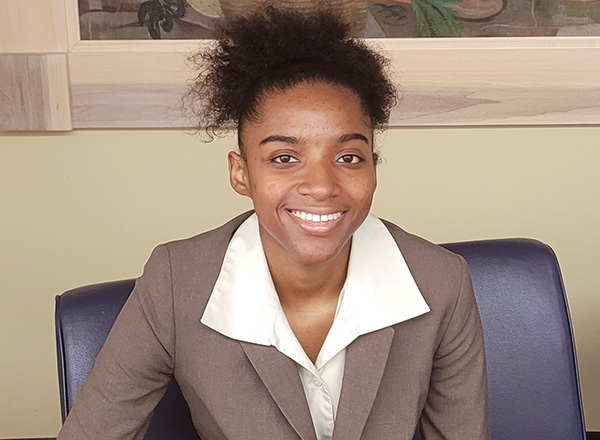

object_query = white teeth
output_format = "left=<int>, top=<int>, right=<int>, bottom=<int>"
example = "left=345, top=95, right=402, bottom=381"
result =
left=291, top=210, right=343, bottom=222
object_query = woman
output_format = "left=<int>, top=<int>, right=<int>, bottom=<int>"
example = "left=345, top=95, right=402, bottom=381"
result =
left=58, top=6, right=489, bottom=440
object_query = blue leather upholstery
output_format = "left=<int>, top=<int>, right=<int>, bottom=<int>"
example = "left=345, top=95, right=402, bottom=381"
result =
left=55, top=238, right=586, bottom=440
left=443, top=239, right=586, bottom=440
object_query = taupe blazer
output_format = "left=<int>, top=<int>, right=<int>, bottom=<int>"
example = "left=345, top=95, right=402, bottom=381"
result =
left=58, top=212, right=489, bottom=440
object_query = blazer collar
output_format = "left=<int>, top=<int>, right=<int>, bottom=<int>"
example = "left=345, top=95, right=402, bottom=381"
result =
left=239, top=327, right=396, bottom=440
left=333, top=327, right=395, bottom=440
left=240, top=342, right=318, bottom=440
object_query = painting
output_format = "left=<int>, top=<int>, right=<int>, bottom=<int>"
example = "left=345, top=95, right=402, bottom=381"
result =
left=78, top=0, right=600, bottom=40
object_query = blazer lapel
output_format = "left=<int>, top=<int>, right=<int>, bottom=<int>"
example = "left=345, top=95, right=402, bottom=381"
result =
left=333, top=327, right=395, bottom=440
left=240, top=342, right=317, bottom=440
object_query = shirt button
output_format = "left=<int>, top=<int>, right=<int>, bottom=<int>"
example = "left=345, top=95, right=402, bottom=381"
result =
left=313, top=378, right=323, bottom=387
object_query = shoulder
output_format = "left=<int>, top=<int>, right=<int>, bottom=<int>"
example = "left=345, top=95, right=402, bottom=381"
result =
left=140, top=211, right=252, bottom=303
left=380, top=218, right=464, bottom=271
left=158, top=211, right=252, bottom=265
left=380, top=218, right=468, bottom=312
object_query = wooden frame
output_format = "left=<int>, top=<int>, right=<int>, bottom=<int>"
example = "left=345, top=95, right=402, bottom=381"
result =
left=1, top=0, right=600, bottom=131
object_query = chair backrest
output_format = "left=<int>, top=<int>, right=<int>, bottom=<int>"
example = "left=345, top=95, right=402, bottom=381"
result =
left=442, top=239, right=586, bottom=440
left=55, top=238, right=586, bottom=440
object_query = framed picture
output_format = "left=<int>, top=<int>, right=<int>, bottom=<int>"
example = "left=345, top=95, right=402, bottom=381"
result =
left=2, top=0, right=599, bottom=130
left=79, top=0, right=600, bottom=40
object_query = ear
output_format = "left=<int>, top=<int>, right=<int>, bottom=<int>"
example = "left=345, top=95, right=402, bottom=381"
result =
left=228, top=151, right=251, bottom=197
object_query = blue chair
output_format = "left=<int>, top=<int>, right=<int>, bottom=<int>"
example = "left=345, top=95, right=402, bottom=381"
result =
left=444, top=239, right=586, bottom=440
left=55, top=238, right=586, bottom=440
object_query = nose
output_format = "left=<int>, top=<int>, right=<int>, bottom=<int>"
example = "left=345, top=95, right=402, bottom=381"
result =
left=297, top=158, right=338, bottom=200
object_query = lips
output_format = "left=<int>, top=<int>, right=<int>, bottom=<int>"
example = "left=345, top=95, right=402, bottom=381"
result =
left=289, top=210, right=344, bottom=223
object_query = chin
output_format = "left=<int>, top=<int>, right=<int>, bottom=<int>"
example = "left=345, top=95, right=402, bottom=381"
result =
left=291, top=244, right=348, bottom=266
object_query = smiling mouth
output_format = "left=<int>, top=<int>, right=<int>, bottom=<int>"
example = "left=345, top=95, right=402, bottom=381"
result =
left=289, top=210, right=344, bottom=223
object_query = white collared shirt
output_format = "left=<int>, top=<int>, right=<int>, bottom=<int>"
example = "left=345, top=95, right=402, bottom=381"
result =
left=201, top=213, right=430, bottom=440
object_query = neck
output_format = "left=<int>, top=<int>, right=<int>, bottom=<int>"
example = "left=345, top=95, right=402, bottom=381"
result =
left=263, top=242, right=351, bottom=309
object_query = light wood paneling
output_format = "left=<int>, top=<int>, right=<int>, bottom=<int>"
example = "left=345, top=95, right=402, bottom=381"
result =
left=69, top=41, right=195, bottom=128
left=64, top=0, right=81, bottom=49
left=0, top=0, right=70, bottom=53
left=0, top=54, right=72, bottom=131
left=68, top=38, right=600, bottom=128
left=384, top=38, right=600, bottom=125
left=71, top=83, right=188, bottom=128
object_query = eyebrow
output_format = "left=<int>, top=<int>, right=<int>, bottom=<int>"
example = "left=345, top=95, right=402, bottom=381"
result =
left=259, top=133, right=369, bottom=145
left=259, top=135, right=299, bottom=145
left=339, top=133, right=369, bottom=144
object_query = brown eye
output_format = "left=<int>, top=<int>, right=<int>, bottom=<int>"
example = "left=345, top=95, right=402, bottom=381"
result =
left=273, top=155, right=299, bottom=164
left=337, top=155, right=361, bottom=164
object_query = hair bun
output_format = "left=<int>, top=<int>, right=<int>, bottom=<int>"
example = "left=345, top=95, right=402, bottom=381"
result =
left=184, top=4, right=397, bottom=140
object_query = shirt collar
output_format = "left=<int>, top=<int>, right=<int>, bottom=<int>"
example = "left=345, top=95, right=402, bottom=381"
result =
left=201, top=214, right=279, bottom=345
left=342, top=213, right=431, bottom=335
left=200, top=213, right=430, bottom=349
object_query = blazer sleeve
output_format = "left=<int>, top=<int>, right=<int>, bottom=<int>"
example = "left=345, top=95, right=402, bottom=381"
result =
left=57, top=245, right=176, bottom=440
left=419, top=256, right=491, bottom=440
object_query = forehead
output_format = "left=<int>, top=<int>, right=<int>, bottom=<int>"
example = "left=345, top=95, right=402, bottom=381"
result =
left=240, top=82, right=372, bottom=144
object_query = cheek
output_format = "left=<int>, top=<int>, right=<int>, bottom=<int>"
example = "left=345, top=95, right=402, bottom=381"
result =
left=252, top=170, right=280, bottom=191
left=260, top=182, right=281, bottom=201
left=250, top=176, right=286, bottom=208
left=352, top=173, right=377, bottom=200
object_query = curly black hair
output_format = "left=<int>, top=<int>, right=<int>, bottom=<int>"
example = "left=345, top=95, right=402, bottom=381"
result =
left=185, top=5, right=398, bottom=142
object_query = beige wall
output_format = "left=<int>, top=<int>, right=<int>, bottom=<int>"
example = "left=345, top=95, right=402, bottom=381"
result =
left=0, top=127, right=599, bottom=437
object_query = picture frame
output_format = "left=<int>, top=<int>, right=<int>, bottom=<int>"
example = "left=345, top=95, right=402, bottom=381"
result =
left=2, top=0, right=599, bottom=131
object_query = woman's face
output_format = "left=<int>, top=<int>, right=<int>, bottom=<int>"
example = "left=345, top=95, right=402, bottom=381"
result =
left=229, top=82, right=377, bottom=267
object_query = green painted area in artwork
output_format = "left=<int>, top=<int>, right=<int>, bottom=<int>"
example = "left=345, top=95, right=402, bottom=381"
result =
left=412, top=0, right=463, bottom=37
